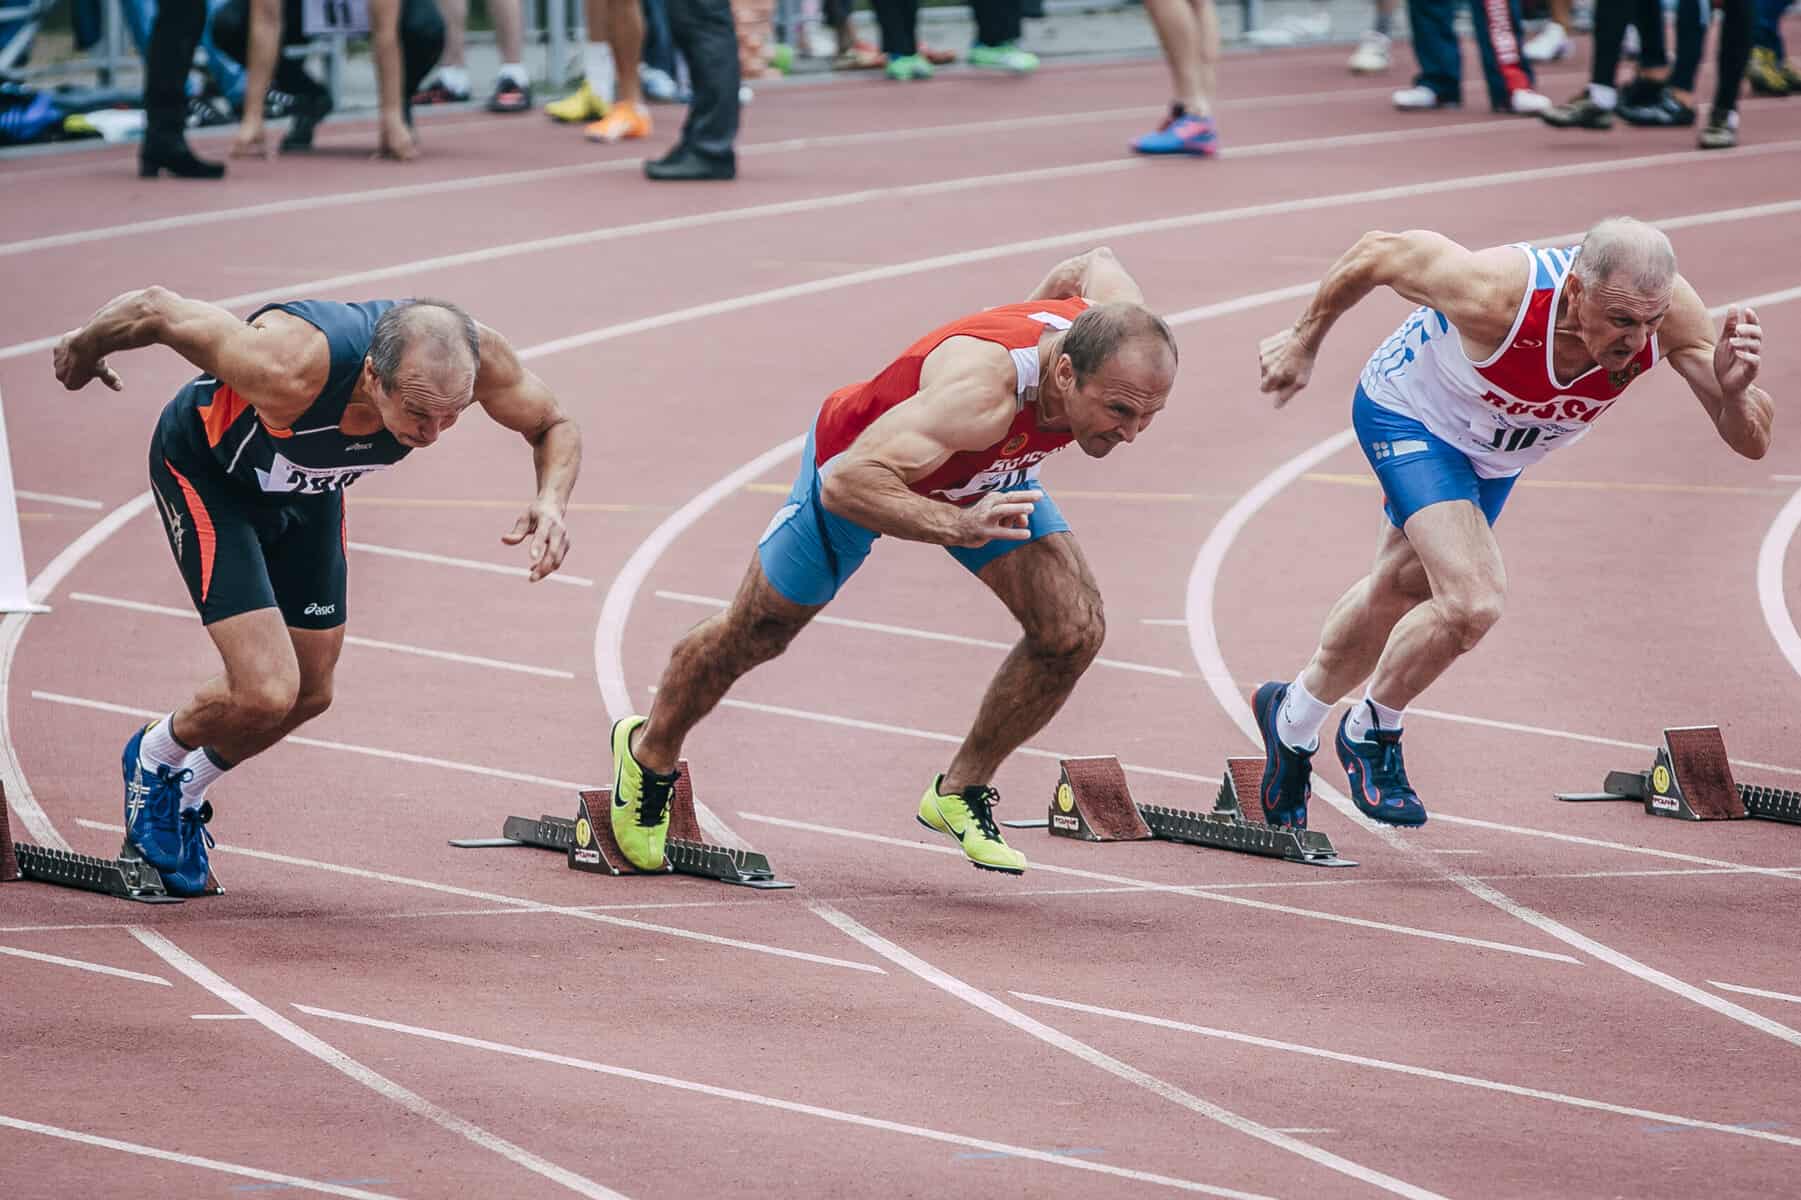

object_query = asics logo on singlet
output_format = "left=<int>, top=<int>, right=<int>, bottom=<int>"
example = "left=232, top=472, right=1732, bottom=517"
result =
left=343, top=441, right=374, bottom=452
left=304, top=603, right=337, bottom=616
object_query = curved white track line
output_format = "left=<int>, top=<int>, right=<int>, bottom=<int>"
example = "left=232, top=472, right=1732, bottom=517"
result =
left=0, top=490, right=152, bottom=849
left=131, top=928, right=629, bottom=1200
left=1755, top=485, right=1801, bottom=681
left=1184, top=443, right=1801, bottom=1050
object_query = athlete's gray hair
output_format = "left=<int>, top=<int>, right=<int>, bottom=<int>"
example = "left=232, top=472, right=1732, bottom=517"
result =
left=1571, top=218, right=1677, bottom=296
left=1061, top=302, right=1179, bottom=384
left=368, top=298, right=481, bottom=391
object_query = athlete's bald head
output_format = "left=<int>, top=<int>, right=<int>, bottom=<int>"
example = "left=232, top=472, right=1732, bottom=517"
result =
left=1571, top=218, right=1677, bottom=298
left=368, top=299, right=481, bottom=399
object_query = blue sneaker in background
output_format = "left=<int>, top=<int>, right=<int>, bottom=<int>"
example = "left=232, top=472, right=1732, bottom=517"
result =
left=1132, top=112, right=1220, bottom=156
left=1336, top=706, right=1428, bottom=826
left=1252, top=681, right=1313, bottom=829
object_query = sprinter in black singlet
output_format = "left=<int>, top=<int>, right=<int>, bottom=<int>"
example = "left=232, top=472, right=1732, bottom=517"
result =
left=52, top=290, right=582, bottom=894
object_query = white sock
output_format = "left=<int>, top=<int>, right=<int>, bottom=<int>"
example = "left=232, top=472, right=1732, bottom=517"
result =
left=437, top=65, right=471, bottom=94
left=1587, top=82, right=1618, bottom=109
left=498, top=61, right=529, bottom=86
left=586, top=42, right=617, bottom=103
left=179, top=747, right=232, bottom=811
left=140, top=715, right=190, bottom=770
left=1275, top=676, right=1331, bottom=752
left=1345, top=692, right=1406, bottom=744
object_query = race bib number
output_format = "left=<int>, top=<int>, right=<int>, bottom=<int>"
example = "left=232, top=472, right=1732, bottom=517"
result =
left=1469, top=416, right=1562, bottom=455
left=302, top=0, right=370, bottom=36
left=255, top=450, right=389, bottom=494
left=934, top=458, right=1046, bottom=504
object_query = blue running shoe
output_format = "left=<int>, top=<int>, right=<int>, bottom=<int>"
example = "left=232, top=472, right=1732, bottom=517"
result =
left=123, top=725, right=183, bottom=872
left=1335, top=706, right=1428, bottom=826
left=163, top=801, right=216, bottom=897
left=1131, top=112, right=1219, bottom=156
left=1252, top=682, right=1313, bottom=828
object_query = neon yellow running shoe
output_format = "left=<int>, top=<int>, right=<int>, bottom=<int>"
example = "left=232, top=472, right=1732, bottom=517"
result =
left=608, top=715, right=679, bottom=871
left=917, top=776, right=1027, bottom=874
left=546, top=81, right=608, bottom=123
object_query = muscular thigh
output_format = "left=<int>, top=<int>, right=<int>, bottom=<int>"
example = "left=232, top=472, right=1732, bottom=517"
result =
left=1399, top=499, right=1507, bottom=604
left=975, top=531, right=1102, bottom=639
left=150, top=444, right=283, bottom=627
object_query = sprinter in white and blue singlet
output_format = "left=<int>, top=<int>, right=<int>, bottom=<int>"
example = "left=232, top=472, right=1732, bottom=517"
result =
left=52, top=290, right=582, bottom=894
left=1248, top=218, right=1771, bottom=830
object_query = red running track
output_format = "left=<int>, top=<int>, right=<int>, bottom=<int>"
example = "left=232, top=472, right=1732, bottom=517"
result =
left=2, top=40, right=1800, bottom=1200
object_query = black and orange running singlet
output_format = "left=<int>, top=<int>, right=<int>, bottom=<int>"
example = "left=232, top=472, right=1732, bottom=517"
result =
left=154, top=299, right=413, bottom=495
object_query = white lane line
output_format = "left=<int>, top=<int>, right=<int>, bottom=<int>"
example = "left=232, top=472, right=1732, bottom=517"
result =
left=592, top=438, right=802, bottom=849
left=741, top=812, right=1581, bottom=963
left=15, top=490, right=103, bottom=510
left=198, top=120, right=1537, bottom=328
left=1401, top=705, right=1801, bottom=779
left=813, top=903, right=1447, bottom=1200
left=36, top=691, right=591, bottom=790
left=0, top=921, right=128, bottom=933
left=69, top=593, right=577, bottom=680
left=514, top=141, right=1801, bottom=364
left=1142, top=618, right=1190, bottom=626
left=1756, top=484, right=1801, bottom=684
left=0, top=81, right=1465, bottom=259
left=0, top=1114, right=406, bottom=1200
left=1429, top=813, right=1801, bottom=880
left=292, top=1002, right=1273, bottom=1198
left=1010, top=992, right=1801, bottom=1149
left=1182, top=423, right=1801, bottom=1048
left=79, top=820, right=880, bottom=974
left=348, top=541, right=595, bottom=588
left=655, top=590, right=1186, bottom=678
left=0, top=491, right=155, bottom=850
left=695, top=693, right=1219, bottom=785
left=131, top=929, right=628, bottom=1200
left=0, top=943, right=172, bottom=987
left=192, top=1012, right=259, bottom=1020
left=1710, top=981, right=1801, bottom=1006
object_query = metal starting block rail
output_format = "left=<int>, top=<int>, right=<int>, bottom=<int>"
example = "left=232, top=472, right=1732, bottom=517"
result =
left=1556, top=725, right=1801, bottom=825
left=449, top=762, right=793, bottom=889
left=1004, top=756, right=1356, bottom=868
left=2, top=783, right=222, bottom=903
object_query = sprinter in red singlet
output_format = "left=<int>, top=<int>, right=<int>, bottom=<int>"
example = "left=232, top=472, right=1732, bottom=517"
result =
left=604, top=248, right=1178, bottom=877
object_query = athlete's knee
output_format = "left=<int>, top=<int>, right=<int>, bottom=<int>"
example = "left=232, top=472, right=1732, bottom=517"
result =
left=288, top=679, right=334, bottom=724
left=1439, top=588, right=1504, bottom=650
left=228, top=672, right=301, bottom=730
left=1027, top=591, right=1106, bottom=667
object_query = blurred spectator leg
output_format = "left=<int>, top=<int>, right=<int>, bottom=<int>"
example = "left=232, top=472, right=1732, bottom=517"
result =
left=141, top=0, right=226, bottom=176
left=1394, top=0, right=1462, bottom=108
left=1132, top=0, right=1220, bottom=155
left=647, top=0, right=738, bottom=178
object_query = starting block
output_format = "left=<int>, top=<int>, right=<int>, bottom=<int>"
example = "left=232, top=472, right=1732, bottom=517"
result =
left=1556, top=725, right=1801, bottom=825
left=1004, top=756, right=1356, bottom=868
left=449, top=762, right=793, bottom=889
left=1, top=782, right=222, bottom=903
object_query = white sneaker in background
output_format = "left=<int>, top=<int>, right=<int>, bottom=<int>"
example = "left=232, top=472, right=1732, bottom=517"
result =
left=1246, top=11, right=1332, bottom=46
left=1348, top=30, right=1391, bottom=73
left=1393, top=85, right=1456, bottom=110
left=1525, top=21, right=1570, bottom=62
left=1509, top=88, right=1553, bottom=114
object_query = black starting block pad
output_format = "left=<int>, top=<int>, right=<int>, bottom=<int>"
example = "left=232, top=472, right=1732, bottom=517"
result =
left=448, top=762, right=793, bottom=889
left=1003, top=756, right=1356, bottom=868
left=2, top=782, right=222, bottom=903
left=1556, top=726, right=1801, bottom=825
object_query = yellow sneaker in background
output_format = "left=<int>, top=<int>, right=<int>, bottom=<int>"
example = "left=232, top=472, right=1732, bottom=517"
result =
left=609, top=715, right=676, bottom=871
left=917, top=776, right=1027, bottom=874
left=547, top=81, right=608, bottom=123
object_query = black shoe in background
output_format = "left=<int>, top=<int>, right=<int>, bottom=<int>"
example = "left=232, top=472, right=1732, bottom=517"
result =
left=644, top=144, right=735, bottom=180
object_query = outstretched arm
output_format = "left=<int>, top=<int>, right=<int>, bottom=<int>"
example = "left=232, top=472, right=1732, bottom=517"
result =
left=473, top=324, right=582, bottom=581
left=1661, top=280, right=1772, bottom=460
left=1259, top=230, right=1521, bottom=407
left=820, top=337, right=1040, bottom=548
left=52, top=287, right=325, bottom=422
left=1029, top=246, right=1145, bottom=305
